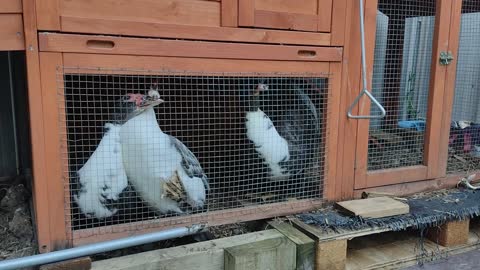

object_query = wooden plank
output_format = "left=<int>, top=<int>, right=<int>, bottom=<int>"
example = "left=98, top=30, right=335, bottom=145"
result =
left=0, top=0, right=22, bottom=13
left=316, top=240, right=347, bottom=270
left=91, top=230, right=285, bottom=270
left=0, top=14, right=25, bottom=51
left=40, top=257, right=91, bottom=270
left=354, top=174, right=480, bottom=199
left=60, top=0, right=221, bottom=27
left=427, top=219, right=470, bottom=247
left=254, top=10, right=318, bottom=32
left=73, top=198, right=323, bottom=246
left=365, top=165, right=428, bottom=188
left=35, top=0, right=60, bottom=30
left=325, top=62, right=342, bottom=200
left=39, top=33, right=343, bottom=62
left=221, top=0, right=238, bottom=27
left=224, top=237, right=296, bottom=270
left=62, top=53, right=331, bottom=76
left=39, top=52, right=69, bottom=250
left=269, top=221, right=315, bottom=270
left=256, top=0, right=318, bottom=15
left=23, top=0, right=53, bottom=253
left=437, top=0, right=463, bottom=176
left=330, top=0, right=347, bottom=46
left=238, top=0, right=254, bottom=26
left=317, top=0, right=333, bottom=32
left=61, top=16, right=331, bottom=46
left=335, top=197, right=409, bottom=219
left=353, top=0, right=378, bottom=190
left=424, top=0, right=454, bottom=179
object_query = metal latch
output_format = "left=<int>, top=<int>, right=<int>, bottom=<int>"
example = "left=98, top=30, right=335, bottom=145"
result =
left=440, top=51, right=454, bottom=66
left=347, top=0, right=386, bottom=119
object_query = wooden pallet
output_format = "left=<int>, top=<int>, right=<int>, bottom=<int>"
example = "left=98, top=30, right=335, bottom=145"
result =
left=87, top=218, right=478, bottom=270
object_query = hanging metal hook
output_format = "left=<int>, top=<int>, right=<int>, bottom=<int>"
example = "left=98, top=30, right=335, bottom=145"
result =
left=347, top=0, right=386, bottom=119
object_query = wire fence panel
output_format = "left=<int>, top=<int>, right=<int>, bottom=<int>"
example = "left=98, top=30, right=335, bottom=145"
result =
left=447, top=0, right=480, bottom=175
left=368, top=0, right=436, bottom=171
left=57, top=68, right=330, bottom=239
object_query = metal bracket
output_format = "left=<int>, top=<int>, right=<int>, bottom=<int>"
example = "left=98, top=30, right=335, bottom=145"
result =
left=347, top=0, right=386, bottom=119
left=440, top=51, right=454, bottom=66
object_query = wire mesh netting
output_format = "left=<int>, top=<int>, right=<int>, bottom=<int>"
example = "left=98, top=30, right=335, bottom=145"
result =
left=447, top=0, right=480, bottom=175
left=368, top=0, right=436, bottom=171
left=57, top=68, right=330, bottom=237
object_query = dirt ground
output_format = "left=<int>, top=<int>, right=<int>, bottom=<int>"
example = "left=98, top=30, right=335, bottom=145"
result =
left=0, top=179, right=36, bottom=266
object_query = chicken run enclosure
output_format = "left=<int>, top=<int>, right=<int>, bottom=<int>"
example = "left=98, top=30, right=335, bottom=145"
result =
left=12, top=0, right=480, bottom=252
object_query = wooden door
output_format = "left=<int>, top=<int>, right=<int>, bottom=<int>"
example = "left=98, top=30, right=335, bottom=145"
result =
left=351, top=0, right=462, bottom=190
left=238, top=0, right=333, bottom=32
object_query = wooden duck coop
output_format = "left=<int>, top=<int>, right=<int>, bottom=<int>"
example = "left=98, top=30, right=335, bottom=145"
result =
left=17, top=0, right=480, bottom=253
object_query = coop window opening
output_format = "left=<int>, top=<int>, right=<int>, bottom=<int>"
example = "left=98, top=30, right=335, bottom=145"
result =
left=446, top=0, right=480, bottom=175
left=368, top=0, right=437, bottom=171
left=57, top=68, right=331, bottom=240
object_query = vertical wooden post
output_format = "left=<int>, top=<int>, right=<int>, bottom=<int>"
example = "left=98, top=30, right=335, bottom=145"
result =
left=437, top=0, right=463, bottom=175
left=39, top=52, right=69, bottom=249
left=23, top=0, right=53, bottom=253
left=424, top=0, right=456, bottom=179
left=353, top=0, right=379, bottom=190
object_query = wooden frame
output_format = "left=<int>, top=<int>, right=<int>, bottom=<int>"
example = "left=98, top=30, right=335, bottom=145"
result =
left=238, top=0, right=333, bottom=32
left=34, top=32, right=343, bottom=247
left=34, top=0, right=332, bottom=46
left=345, top=0, right=463, bottom=192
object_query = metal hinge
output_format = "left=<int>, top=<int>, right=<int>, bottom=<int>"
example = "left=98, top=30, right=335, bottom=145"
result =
left=440, top=51, right=454, bottom=66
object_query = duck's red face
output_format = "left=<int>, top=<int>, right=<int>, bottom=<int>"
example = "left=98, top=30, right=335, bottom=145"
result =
left=253, top=83, right=269, bottom=96
left=121, top=91, right=164, bottom=120
left=127, top=92, right=163, bottom=109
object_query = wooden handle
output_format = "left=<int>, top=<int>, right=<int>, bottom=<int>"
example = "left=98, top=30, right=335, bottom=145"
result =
left=86, top=40, right=115, bottom=50
left=297, top=50, right=317, bottom=58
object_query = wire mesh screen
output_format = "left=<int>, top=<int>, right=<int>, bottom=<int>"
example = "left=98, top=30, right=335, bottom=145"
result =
left=57, top=68, right=329, bottom=237
left=368, top=0, right=436, bottom=171
left=447, top=0, right=480, bottom=175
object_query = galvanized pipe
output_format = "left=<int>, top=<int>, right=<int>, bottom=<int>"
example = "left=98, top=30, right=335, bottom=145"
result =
left=0, top=225, right=204, bottom=270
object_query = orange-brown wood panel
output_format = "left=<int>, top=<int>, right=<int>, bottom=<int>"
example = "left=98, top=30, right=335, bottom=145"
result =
left=39, top=52, right=69, bottom=250
left=437, top=0, right=463, bottom=176
left=35, top=0, right=60, bottom=30
left=254, top=10, right=318, bottom=32
left=238, top=0, right=254, bottom=26
left=39, top=33, right=342, bottom=62
left=365, top=166, right=428, bottom=188
left=330, top=0, right=347, bottom=46
left=60, top=0, right=221, bottom=27
left=317, top=0, right=333, bottom=32
left=221, top=0, right=238, bottom=27
left=23, top=0, right=52, bottom=253
left=353, top=0, right=378, bottom=190
left=354, top=174, right=480, bottom=199
left=324, top=62, right=342, bottom=201
left=256, top=0, right=318, bottom=14
left=0, top=14, right=25, bottom=51
left=63, top=53, right=331, bottom=75
left=60, top=17, right=331, bottom=46
left=336, top=0, right=361, bottom=200
left=424, top=0, right=455, bottom=179
left=0, top=0, right=22, bottom=13
left=73, top=199, right=323, bottom=246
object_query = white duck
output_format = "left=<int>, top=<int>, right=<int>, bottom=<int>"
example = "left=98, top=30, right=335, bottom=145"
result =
left=245, top=83, right=290, bottom=181
left=74, top=123, right=128, bottom=219
left=119, top=89, right=209, bottom=214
